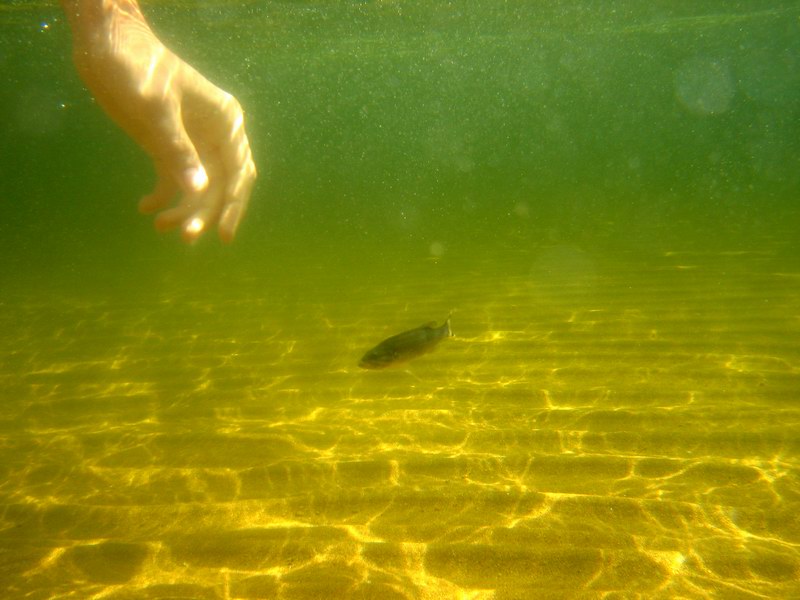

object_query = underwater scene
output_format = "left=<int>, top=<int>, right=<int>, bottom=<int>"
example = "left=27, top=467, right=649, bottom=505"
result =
left=1, top=1, right=799, bottom=598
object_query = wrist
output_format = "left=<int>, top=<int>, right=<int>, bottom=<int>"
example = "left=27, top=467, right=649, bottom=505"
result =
left=61, top=0, right=155, bottom=77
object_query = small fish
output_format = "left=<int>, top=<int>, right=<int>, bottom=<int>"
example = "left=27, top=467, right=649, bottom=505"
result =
left=359, top=318, right=453, bottom=369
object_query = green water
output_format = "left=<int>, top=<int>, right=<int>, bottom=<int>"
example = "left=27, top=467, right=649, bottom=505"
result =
left=2, top=1, right=800, bottom=598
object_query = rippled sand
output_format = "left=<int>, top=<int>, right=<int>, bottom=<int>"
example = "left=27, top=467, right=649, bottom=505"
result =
left=1, top=246, right=798, bottom=599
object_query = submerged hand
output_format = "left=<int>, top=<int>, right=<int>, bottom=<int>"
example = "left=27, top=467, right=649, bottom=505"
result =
left=62, top=0, right=257, bottom=242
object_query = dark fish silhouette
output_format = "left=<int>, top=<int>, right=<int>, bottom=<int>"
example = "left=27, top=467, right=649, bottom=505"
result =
left=359, top=318, right=453, bottom=369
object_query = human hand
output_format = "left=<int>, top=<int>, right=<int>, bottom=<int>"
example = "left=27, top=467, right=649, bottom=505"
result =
left=64, top=0, right=256, bottom=242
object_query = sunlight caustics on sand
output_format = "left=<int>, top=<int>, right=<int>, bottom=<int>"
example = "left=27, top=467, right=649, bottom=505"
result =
left=1, top=247, right=798, bottom=599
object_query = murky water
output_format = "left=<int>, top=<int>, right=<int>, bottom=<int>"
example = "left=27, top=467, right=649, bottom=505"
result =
left=1, top=2, right=799, bottom=598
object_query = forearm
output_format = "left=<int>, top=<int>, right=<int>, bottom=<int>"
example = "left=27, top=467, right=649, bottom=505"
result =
left=60, top=0, right=146, bottom=38
left=61, top=0, right=152, bottom=67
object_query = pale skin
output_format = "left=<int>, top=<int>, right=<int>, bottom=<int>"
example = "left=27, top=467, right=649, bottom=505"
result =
left=60, top=0, right=257, bottom=243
